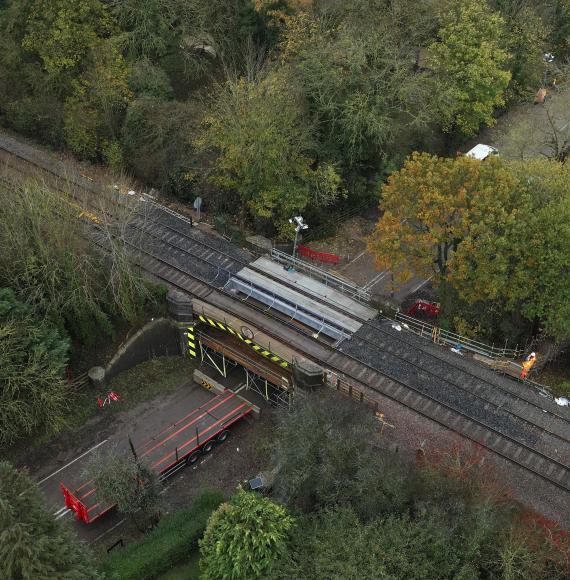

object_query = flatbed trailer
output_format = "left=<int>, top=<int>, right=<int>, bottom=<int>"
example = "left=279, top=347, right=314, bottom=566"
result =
left=60, top=390, right=253, bottom=524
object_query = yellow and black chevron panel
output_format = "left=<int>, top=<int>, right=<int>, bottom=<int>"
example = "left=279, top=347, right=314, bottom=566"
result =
left=186, top=326, right=196, bottom=358
left=195, top=315, right=289, bottom=368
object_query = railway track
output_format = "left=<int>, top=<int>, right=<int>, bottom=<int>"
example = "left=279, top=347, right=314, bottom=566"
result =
left=1, top=134, right=570, bottom=494
left=95, top=225, right=570, bottom=493
left=115, top=187, right=570, bottom=454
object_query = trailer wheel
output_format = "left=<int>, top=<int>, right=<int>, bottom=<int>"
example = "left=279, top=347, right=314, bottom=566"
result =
left=202, top=440, right=215, bottom=454
left=187, top=451, right=200, bottom=465
left=217, top=430, right=230, bottom=443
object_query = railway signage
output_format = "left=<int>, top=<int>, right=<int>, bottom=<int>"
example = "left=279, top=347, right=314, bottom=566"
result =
left=201, top=378, right=214, bottom=390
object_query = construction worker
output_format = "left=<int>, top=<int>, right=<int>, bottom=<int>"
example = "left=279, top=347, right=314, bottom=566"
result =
left=520, top=352, right=537, bottom=380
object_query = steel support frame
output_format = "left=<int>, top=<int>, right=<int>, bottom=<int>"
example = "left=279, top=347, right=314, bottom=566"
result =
left=199, top=341, right=237, bottom=378
left=198, top=337, right=290, bottom=408
left=244, top=368, right=290, bottom=408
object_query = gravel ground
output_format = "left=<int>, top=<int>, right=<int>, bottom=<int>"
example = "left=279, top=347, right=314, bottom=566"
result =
left=143, top=202, right=253, bottom=265
left=339, top=318, right=570, bottom=457
left=371, top=317, right=570, bottom=423
left=124, top=225, right=228, bottom=286
left=371, top=389, right=570, bottom=527
left=341, top=327, right=538, bottom=445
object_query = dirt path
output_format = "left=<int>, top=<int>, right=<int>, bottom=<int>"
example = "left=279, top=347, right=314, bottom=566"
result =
left=466, top=81, right=570, bottom=160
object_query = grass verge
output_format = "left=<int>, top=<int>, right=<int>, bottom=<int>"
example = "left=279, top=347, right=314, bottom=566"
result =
left=100, top=489, right=222, bottom=580
left=57, top=355, right=197, bottom=434
left=157, top=551, right=201, bottom=580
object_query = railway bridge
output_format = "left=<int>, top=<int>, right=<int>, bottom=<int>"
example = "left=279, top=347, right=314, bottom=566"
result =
left=1, top=132, right=570, bottom=518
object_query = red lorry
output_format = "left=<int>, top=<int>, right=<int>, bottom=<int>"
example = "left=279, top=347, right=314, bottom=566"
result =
left=60, top=390, right=253, bottom=524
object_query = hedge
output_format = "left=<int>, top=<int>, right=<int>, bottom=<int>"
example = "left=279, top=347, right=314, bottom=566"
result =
left=100, top=490, right=224, bottom=580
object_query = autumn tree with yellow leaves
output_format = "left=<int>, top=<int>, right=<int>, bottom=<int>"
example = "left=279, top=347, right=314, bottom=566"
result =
left=367, top=152, right=517, bottom=282
left=368, top=153, right=570, bottom=340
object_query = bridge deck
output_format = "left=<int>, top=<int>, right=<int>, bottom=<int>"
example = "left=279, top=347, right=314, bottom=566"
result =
left=236, top=265, right=363, bottom=334
left=250, top=256, right=376, bottom=321
left=198, top=327, right=292, bottom=387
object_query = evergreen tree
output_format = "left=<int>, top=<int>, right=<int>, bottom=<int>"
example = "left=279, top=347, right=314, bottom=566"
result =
left=0, top=288, right=70, bottom=445
left=200, top=488, right=294, bottom=579
left=0, top=462, right=99, bottom=579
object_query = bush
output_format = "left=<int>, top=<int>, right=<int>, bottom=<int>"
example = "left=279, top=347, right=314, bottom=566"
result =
left=100, top=490, right=223, bottom=580
left=200, top=488, right=295, bottom=580
left=271, top=392, right=412, bottom=518
left=0, top=288, right=71, bottom=444
left=128, top=60, right=174, bottom=100
left=559, top=382, right=570, bottom=397
left=103, top=140, right=124, bottom=169
left=273, top=507, right=460, bottom=580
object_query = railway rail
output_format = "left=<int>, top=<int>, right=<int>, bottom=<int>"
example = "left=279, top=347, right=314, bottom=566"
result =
left=1, top=135, right=570, bottom=494
left=132, top=212, right=570, bottom=455
left=93, top=180, right=570, bottom=452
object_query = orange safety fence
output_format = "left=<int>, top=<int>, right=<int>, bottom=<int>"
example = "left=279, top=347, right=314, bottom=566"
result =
left=297, top=244, right=340, bottom=265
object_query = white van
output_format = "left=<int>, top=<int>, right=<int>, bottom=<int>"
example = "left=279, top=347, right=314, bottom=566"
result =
left=465, top=144, right=499, bottom=160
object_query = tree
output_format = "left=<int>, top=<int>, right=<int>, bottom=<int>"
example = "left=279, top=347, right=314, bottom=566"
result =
left=498, top=159, right=570, bottom=340
left=544, top=100, right=570, bottom=164
left=0, top=288, right=70, bottom=445
left=271, top=392, right=411, bottom=517
left=195, top=69, right=342, bottom=236
left=429, top=0, right=511, bottom=136
left=273, top=507, right=461, bottom=580
left=113, top=0, right=178, bottom=60
left=127, top=59, right=174, bottom=100
left=368, top=153, right=570, bottom=341
left=64, top=39, right=131, bottom=161
left=22, top=0, right=113, bottom=79
left=83, top=445, right=161, bottom=530
left=0, top=178, right=155, bottom=345
left=281, top=2, right=440, bottom=169
left=448, top=159, right=570, bottom=340
left=199, top=488, right=294, bottom=580
left=367, top=152, right=517, bottom=284
left=0, top=462, right=99, bottom=579
left=122, top=97, right=200, bottom=196
left=0, top=0, right=67, bottom=145
left=550, top=0, right=570, bottom=59
left=501, top=6, right=546, bottom=99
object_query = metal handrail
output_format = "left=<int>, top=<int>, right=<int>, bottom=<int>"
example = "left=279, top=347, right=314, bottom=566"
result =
left=271, top=248, right=371, bottom=303
left=394, top=311, right=528, bottom=360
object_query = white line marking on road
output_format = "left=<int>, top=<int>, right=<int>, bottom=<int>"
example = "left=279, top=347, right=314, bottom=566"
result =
left=37, top=439, right=109, bottom=486
left=91, top=519, right=126, bottom=544
left=55, top=509, right=72, bottom=520
left=53, top=505, right=69, bottom=516
left=363, top=269, right=389, bottom=290
left=408, top=276, right=433, bottom=295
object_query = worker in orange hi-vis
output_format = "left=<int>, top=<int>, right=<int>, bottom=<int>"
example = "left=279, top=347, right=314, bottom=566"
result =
left=520, top=352, right=537, bottom=380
